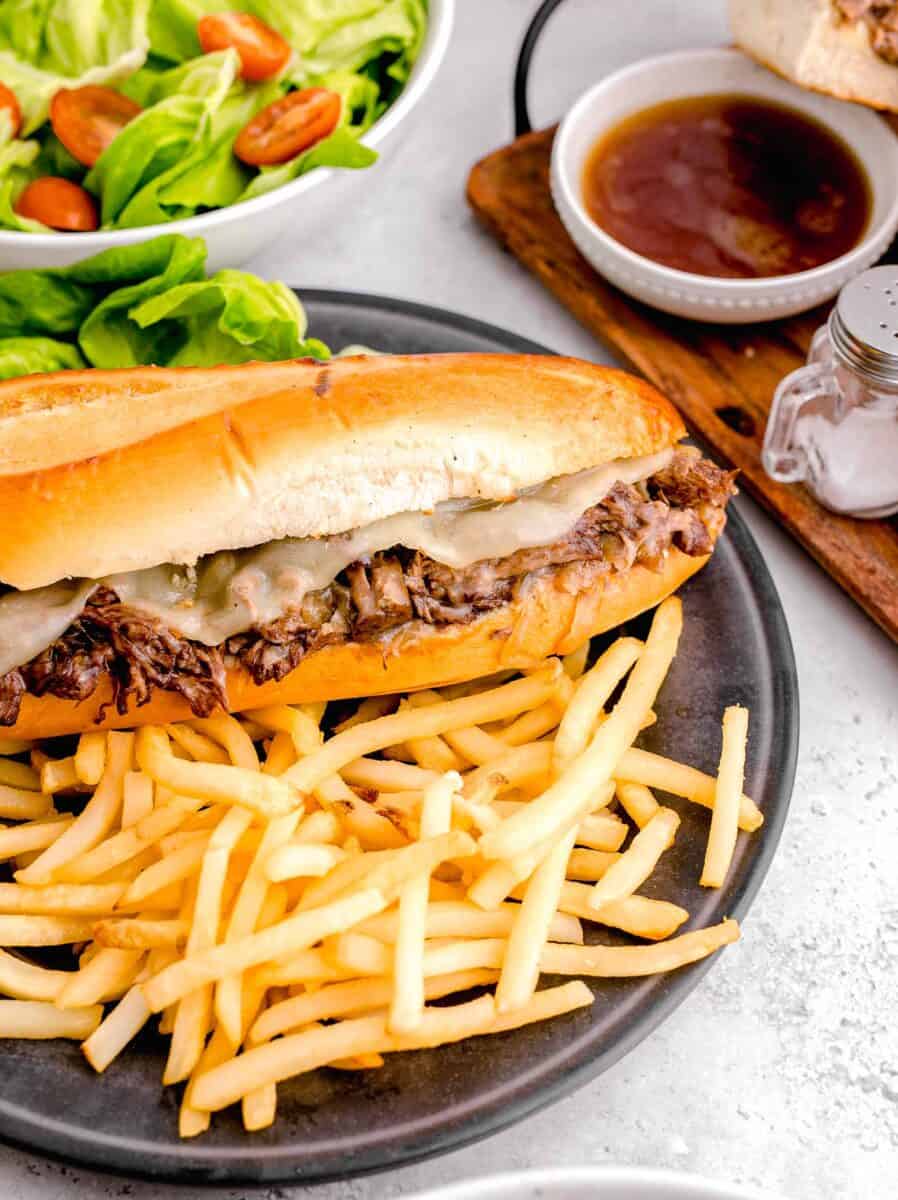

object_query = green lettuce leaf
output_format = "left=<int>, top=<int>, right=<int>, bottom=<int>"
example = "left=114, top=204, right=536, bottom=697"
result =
left=239, top=125, right=376, bottom=202
left=0, top=112, right=45, bottom=231
left=129, top=269, right=328, bottom=365
left=0, top=335, right=84, bottom=377
left=294, top=0, right=425, bottom=78
left=0, top=0, right=150, bottom=76
left=85, top=50, right=241, bottom=225
left=0, top=0, right=150, bottom=134
left=0, top=231, right=328, bottom=378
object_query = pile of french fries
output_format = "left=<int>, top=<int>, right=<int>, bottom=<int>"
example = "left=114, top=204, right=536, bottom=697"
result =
left=0, top=596, right=757, bottom=1135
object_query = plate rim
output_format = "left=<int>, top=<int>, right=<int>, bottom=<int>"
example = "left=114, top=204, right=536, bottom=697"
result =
left=0, top=291, right=799, bottom=1185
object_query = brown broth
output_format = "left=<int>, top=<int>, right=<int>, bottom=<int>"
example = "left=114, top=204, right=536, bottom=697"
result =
left=581, top=94, right=871, bottom=279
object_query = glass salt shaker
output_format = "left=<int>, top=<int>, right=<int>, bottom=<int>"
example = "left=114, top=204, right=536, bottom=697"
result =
left=763, top=265, right=898, bottom=519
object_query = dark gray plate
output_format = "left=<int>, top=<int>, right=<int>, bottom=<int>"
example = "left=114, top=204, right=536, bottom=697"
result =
left=0, top=293, right=798, bottom=1185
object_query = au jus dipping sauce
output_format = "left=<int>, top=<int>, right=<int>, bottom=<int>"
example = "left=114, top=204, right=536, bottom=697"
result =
left=581, top=94, right=871, bottom=279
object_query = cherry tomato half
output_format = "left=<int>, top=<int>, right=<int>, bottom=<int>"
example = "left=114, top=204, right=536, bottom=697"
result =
left=50, top=86, right=142, bottom=168
left=234, top=88, right=341, bottom=166
left=198, top=12, right=291, bottom=82
left=0, top=83, right=22, bottom=139
left=15, top=177, right=99, bottom=232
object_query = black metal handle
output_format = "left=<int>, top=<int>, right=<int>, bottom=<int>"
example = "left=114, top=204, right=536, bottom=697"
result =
left=514, top=0, right=569, bottom=137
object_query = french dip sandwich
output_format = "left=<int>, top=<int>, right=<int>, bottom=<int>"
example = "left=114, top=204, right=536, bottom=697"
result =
left=0, top=355, right=734, bottom=739
left=730, top=0, right=898, bottom=111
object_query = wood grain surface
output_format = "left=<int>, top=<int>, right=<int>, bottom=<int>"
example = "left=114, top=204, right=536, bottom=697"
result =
left=467, top=126, right=898, bottom=643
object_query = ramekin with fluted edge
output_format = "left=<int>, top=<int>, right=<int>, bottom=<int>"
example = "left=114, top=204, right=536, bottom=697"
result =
left=0, top=0, right=453, bottom=273
left=550, top=48, right=898, bottom=324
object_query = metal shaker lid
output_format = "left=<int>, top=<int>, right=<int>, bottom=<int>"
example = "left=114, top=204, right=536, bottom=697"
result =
left=830, top=265, right=898, bottom=386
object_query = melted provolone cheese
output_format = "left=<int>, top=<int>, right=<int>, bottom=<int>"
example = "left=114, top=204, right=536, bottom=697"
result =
left=0, top=449, right=671, bottom=674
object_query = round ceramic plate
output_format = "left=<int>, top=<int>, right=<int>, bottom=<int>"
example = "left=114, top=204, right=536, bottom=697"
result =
left=0, top=293, right=799, bottom=1184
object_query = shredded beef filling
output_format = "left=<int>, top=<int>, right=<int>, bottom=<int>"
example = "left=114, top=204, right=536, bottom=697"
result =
left=0, top=450, right=735, bottom=725
left=834, top=1, right=898, bottom=64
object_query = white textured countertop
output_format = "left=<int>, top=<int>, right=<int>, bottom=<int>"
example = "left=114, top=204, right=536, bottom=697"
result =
left=4, top=3, right=896, bottom=1198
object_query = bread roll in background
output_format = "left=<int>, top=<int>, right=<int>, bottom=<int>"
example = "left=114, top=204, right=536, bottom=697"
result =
left=730, top=0, right=898, bottom=113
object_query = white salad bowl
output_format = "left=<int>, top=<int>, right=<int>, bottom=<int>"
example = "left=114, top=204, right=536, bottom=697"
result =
left=0, top=0, right=453, bottom=273
left=550, top=48, right=898, bottom=323
left=408, top=1166, right=790, bottom=1200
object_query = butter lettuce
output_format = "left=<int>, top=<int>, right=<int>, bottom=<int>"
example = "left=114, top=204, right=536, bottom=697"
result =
left=0, top=335, right=84, bottom=377
left=0, top=0, right=425, bottom=230
left=0, top=234, right=329, bottom=374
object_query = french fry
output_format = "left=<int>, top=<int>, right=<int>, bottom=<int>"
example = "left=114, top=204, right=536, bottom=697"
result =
left=390, top=772, right=459, bottom=1034
left=588, top=808, right=680, bottom=909
left=0, top=759, right=40, bottom=791
left=0, top=882, right=124, bottom=915
left=497, top=695, right=568, bottom=747
left=480, top=600, right=682, bottom=862
left=121, top=772, right=154, bottom=829
left=192, top=982, right=592, bottom=1113
left=74, top=732, right=107, bottom=787
left=0, top=914, right=93, bottom=945
left=554, top=885, right=689, bottom=941
left=0, top=785, right=53, bottom=822
left=94, top=918, right=190, bottom=950
left=701, top=706, right=749, bottom=888
left=244, top=705, right=322, bottom=757
left=250, top=948, right=353, bottom=989
left=0, top=1000, right=102, bottom=1040
left=262, top=731, right=296, bottom=776
left=539, top=919, right=740, bottom=976
left=562, top=642, right=590, bottom=679
left=82, top=985, right=151, bottom=1072
left=180, top=1025, right=233, bottom=1138
left=287, top=665, right=561, bottom=793
left=554, top=637, right=643, bottom=771
left=358, top=900, right=582, bottom=946
left=334, top=695, right=398, bottom=733
left=40, top=756, right=81, bottom=795
left=314, top=774, right=406, bottom=850
left=462, top=743, right=553, bottom=806
left=166, top=724, right=230, bottom=765
left=189, top=715, right=260, bottom=771
left=55, top=798, right=204, bottom=884
left=615, top=747, right=762, bottom=832
left=0, top=815, right=73, bottom=860
left=294, top=810, right=341, bottom=845
left=121, top=841, right=209, bottom=907
left=265, top=843, right=345, bottom=882
left=252, top=969, right=501, bottom=1042
left=57, top=947, right=144, bottom=1009
left=565, top=849, right=620, bottom=882
left=0, top=948, right=70, bottom=1001
left=18, top=733, right=132, bottom=884
left=141, top=888, right=389, bottom=1013
left=442, top=726, right=509, bottom=766
left=215, top=811, right=301, bottom=1045
left=496, top=825, right=577, bottom=1012
left=341, top=758, right=439, bottom=793
left=615, top=781, right=660, bottom=829
left=135, top=727, right=296, bottom=818
left=575, top=813, right=628, bottom=853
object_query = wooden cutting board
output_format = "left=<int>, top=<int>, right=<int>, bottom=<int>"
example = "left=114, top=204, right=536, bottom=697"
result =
left=467, top=126, right=898, bottom=644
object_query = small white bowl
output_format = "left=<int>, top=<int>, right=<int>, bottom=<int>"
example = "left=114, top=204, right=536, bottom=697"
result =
left=550, top=48, right=898, bottom=324
left=0, top=0, right=453, bottom=273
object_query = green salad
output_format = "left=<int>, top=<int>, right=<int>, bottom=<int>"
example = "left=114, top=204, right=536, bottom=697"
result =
left=0, top=0, right=427, bottom=233
left=0, top=233, right=331, bottom=374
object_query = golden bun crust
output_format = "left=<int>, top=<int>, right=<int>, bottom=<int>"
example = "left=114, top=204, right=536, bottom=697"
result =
left=0, top=355, right=685, bottom=591
left=730, top=0, right=898, bottom=113
left=6, top=546, right=710, bottom=741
